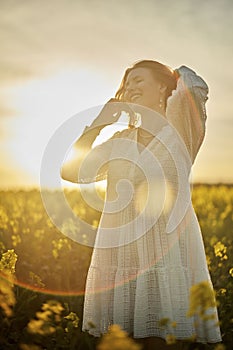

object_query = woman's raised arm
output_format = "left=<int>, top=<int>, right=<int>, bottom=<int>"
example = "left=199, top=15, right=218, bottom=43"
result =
left=166, top=66, right=209, bottom=163
left=60, top=99, right=133, bottom=183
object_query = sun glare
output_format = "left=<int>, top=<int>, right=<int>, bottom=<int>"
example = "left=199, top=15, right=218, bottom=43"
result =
left=6, top=68, right=115, bottom=188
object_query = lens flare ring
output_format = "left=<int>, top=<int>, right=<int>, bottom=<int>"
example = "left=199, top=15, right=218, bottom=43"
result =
left=40, top=103, right=192, bottom=248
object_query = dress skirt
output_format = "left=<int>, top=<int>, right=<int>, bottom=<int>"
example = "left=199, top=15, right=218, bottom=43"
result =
left=81, top=126, right=222, bottom=343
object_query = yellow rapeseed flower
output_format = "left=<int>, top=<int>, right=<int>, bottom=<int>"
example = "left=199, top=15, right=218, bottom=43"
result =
left=0, top=249, right=17, bottom=275
left=64, top=312, right=79, bottom=328
left=218, top=288, right=226, bottom=295
left=0, top=242, right=6, bottom=254
left=187, top=281, right=217, bottom=320
left=97, top=324, right=142, bottom=350
left=214, top=344, right=225, bottom=350
left=214, top=241, right=227, bottom=260
left=27, top=300, right=64, bottom=335
left=158, top=318, right=170, bottom=327
left=42, top=300, right=64, bottom=314
left=0, top=274, right=16, bottom=317
left=165, top=334, right=176, bottom=345
left=27, top=319, right=45, bottom=335
left=36, top=310, right=52, bottom=322
left=29, top=272, right=45, bottom=289
left=171, top=321, right=177, bottom=328
left=185, top=334, right=197, bottom=342
left=0, top=207, right=9, bottom=230
left=12, top=234, right=22, bottom=247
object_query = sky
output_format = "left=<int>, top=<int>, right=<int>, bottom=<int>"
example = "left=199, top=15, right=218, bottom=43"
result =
left=1, top=0, right=233, bottom=188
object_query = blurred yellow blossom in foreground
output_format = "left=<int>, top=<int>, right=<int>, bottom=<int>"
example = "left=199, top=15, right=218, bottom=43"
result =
left=0, top=273, right=16, bottom=317
left=165, top=334, right=177, bottom=345
left=27, top=300, right=64, bottom=335
left=187, top=281, right=217, bottom=320
left=214, top=344, right=225, bottom=350
left=97, top=324, right=142, bottom=350
left=0, top=249, right=17, bottom=317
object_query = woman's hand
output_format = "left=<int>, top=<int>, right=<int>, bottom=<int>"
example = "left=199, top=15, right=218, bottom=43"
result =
left=90, top=98, right=135, bottom=129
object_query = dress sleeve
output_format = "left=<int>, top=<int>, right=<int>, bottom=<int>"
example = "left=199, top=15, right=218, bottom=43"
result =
left=166, top=65, right=209, bottom=163
left=62, top=130, right=122, bottom=184
left=77, top=136, right=114, bottom=184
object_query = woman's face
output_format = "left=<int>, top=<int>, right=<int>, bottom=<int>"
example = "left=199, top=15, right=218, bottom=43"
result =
left=123, top=67, right=165, bottom=110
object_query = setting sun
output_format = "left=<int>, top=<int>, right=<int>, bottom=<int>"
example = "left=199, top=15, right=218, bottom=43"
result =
left=4, top=68, right=116, bottom=187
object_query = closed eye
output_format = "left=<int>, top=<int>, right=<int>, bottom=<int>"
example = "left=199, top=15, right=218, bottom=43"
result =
left=125, top=76, right=143, bottom=88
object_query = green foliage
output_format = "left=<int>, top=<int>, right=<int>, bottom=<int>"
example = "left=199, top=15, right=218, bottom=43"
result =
left=0, top=185, right=232, bottom=349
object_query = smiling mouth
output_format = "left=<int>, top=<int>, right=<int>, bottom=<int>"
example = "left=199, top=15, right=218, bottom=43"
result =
left=130, top=94, right=141, bottom=101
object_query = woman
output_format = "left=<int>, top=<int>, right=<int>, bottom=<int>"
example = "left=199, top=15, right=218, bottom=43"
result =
left=61, top=60, right=222, bottom=348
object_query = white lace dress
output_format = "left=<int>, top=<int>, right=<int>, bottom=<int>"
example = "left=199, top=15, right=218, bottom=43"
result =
left=79, top=66, right=222, bottom=343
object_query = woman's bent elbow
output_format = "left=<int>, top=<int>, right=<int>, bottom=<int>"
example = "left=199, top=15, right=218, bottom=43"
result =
left=60, top=165, right=78, bottom=183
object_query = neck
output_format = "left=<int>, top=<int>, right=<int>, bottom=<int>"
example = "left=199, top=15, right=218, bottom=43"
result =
left=139, top=110, right=166, bottom=137
left=151, top=105, right=166, bottom=117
